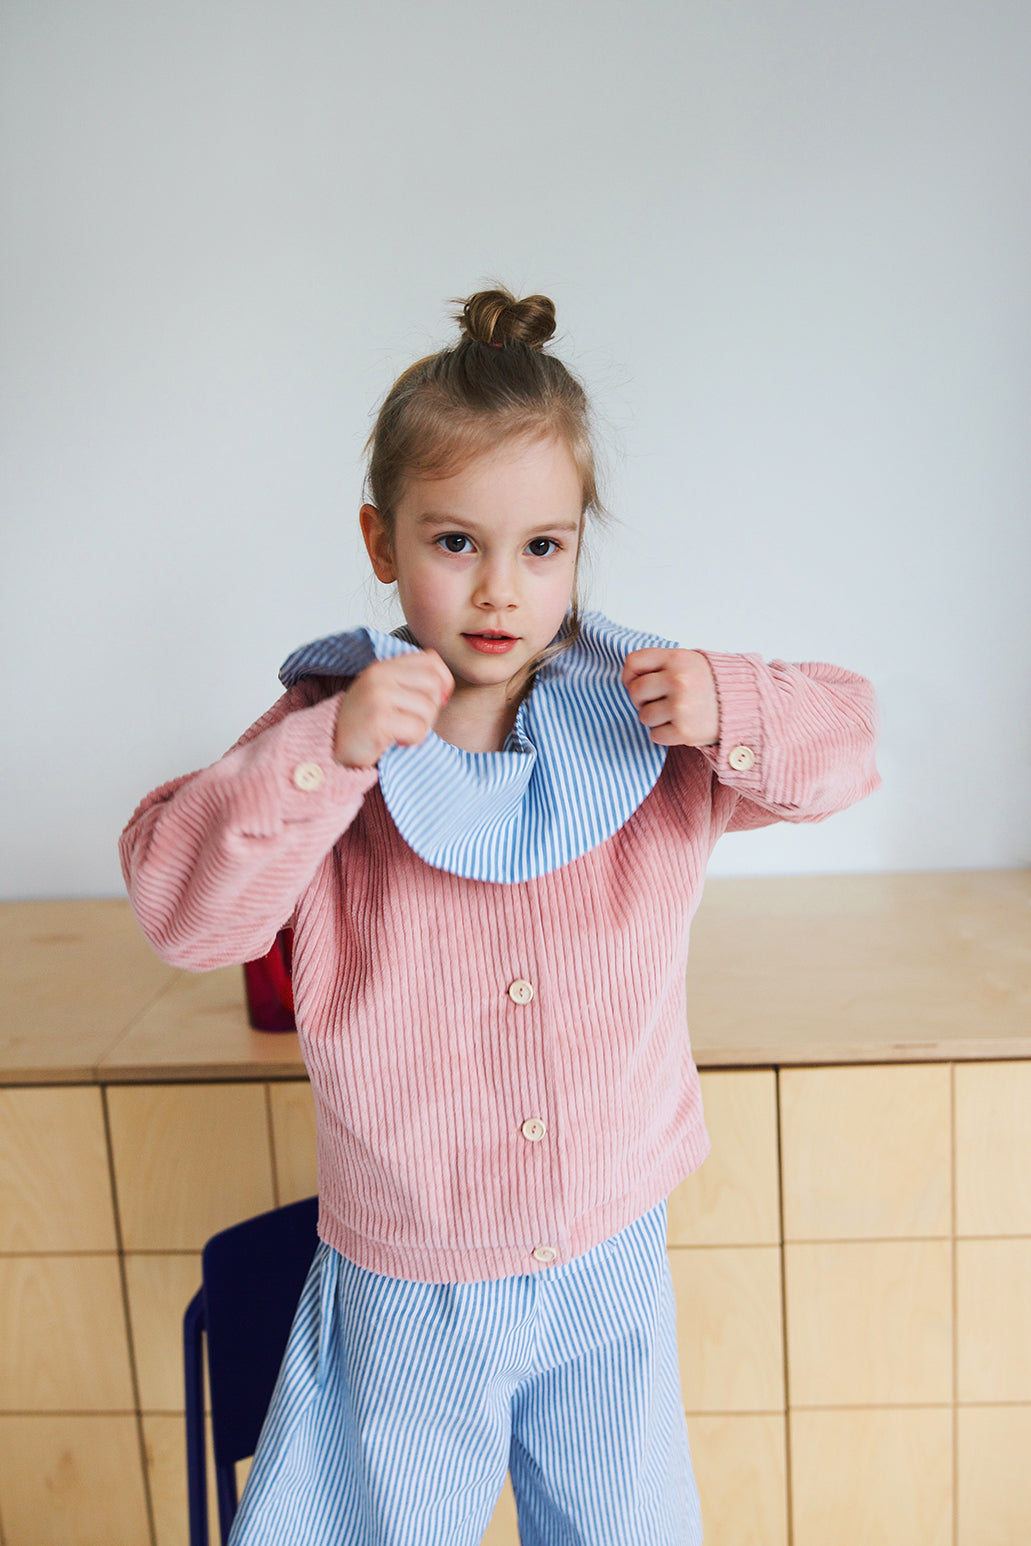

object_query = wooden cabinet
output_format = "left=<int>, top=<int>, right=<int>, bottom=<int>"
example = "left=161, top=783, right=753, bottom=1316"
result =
left=1, top=873, right=1028, bottom=1545
left=11, top=1062, right=1031, bottom=1546
left=667, top=1070, right=787, bottom=1546
left=107, top=1083, right=277, bottom=1252
left=0, top=1416, right=151, bottom=1545
left=790, top=1408, right=952, bottom=1546
left=0, top=1085, right=117, bottom=1252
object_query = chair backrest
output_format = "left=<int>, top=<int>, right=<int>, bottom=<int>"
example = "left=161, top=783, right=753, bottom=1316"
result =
left=184, top=1195, right=319, bottom=1546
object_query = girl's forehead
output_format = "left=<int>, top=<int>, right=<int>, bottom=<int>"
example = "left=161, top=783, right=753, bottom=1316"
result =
left=399, top=434, right=584, bottom=513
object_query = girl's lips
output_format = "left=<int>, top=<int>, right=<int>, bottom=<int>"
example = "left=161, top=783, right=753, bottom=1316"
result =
left=463, top=633, right=519, bottom=654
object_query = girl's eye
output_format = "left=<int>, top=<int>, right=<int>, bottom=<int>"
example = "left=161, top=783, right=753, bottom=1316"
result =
left=438, top=534, right=472, bottom=554
left=527, top=538, right=558, bottom=557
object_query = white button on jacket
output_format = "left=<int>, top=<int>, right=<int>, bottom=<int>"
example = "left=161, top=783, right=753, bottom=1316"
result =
left=728, top=745, right=756, bottom=771
left=292, top=761, right=325, bottom=791
left=508, top=979, right=534, bottom=1004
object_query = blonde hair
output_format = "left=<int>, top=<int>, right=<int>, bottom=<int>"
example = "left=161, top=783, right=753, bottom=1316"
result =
left=363, top=287, right=607, bottom=698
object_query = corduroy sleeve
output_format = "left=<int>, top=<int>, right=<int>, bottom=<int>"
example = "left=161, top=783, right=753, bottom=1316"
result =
left=691, top=652, right=882, bottom=833
left=119, top=680, right=378, bottom=970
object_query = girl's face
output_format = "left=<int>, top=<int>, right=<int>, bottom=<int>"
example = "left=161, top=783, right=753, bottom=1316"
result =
left=360, top=434, right=583, bottom=709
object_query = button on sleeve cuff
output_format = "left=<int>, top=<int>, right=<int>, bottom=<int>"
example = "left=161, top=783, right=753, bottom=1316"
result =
left=263, top=693, right=379, bottom=826
left=689, top=650, right=765, bottom=789
left=683, top=649, right=882, bottom=830
left=120, top=687, right=380, bottom=971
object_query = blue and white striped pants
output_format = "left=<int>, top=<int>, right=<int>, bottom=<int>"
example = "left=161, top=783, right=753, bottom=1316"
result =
left=228, top=1199, right=704, bottom=1545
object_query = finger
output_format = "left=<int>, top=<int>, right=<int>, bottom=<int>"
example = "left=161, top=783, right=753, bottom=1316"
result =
left=394, top=649, right=453, bottom=703
left=626, top=672, right=671, bottom=708
left=635, top=698, right=674, bottom=730
left=390, top=681, right=449, bottom=726
left=621, top=648, right=671, bottom=685
left=391, top=702, right=445, bottom=746
left=385, top=653, right=452, bottom=706
left=418, top=648, right=455, bottom=701
left=646, top=723, right=682, bottom=746
left=352, top=679, right=434, bottom=743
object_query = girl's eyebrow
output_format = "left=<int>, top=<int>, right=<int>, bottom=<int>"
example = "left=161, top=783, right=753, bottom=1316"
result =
left=414, top=510, right=581, bottom=534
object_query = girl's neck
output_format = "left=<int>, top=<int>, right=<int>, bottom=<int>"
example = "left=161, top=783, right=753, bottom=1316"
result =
left=433, top=685, right=523, bottom=753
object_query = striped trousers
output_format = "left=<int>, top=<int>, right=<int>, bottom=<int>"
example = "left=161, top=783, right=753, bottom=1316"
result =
left=228, top=1199, right=704, bottom=1545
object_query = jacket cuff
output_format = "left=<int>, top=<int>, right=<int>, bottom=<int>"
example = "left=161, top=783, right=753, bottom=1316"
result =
left=690, top=650, right=766, bottom=792
left=224, top=691, right=379, bottom=836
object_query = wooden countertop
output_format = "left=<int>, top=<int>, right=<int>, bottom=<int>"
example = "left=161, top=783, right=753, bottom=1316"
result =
left=1, top=870, right=1028, bottom=1084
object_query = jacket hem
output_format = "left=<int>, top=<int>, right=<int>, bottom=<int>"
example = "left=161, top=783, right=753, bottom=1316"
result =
left=315, top=1117, right=712, bottom=1285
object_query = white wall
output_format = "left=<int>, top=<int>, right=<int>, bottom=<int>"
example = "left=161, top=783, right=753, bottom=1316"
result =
left=2, top=0, right=1028, bottom=898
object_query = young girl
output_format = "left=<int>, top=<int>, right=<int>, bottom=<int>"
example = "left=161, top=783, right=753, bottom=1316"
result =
left=121, top=287, right=881, bottom=1546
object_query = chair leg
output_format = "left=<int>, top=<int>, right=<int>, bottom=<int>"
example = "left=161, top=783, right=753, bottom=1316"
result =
left=184, top=1290, right=209, bottom=1546
left=215, top=1460, right=239, bottom=1546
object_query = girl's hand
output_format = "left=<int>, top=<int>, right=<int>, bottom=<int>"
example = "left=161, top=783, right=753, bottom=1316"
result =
left=622, top=648, right=720, bottom=748
left=333, top=651, right=454, bottom=768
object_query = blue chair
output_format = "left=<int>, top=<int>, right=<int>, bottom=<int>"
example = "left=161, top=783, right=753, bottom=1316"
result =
left=183, top=1195, right=320, bottom=1546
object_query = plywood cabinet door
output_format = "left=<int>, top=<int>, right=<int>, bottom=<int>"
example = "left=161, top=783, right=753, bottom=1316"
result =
left=0, top=1086, right=116, bottom=1252
left=669, top=1071, right=780, bottom=1246
left=107, top=1083, right=275, bottom=1251
left=780, top=1065, right=951, bottom=1241
left=790, top=1409, right=952, bottom=1546
left=0, top=1416, right=151, bottom=1546
left=955, top=1061, right=1031, bottom=1235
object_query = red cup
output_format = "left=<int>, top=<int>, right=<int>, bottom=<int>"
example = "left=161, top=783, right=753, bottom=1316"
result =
left=243, top=928, right=296, bottom=1032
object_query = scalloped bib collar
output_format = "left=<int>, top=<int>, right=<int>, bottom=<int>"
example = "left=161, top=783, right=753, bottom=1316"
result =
left=279, top=611, right=677, bottom=883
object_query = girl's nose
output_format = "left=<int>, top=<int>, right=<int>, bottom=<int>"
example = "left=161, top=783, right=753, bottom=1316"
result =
left=472, top=558, right=518, bottom=609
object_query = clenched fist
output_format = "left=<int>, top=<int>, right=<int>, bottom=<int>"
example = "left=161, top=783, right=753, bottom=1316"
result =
left=621, top=648, right=720, bottom=748
left=333, top=650, right=455, bottom=768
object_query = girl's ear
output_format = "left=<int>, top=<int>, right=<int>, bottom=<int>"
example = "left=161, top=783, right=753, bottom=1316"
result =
left=360, top=504, right=397, bottom=583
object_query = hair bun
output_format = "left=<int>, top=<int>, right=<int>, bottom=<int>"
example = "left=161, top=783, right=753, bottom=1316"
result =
left=456, top=287, right=557, bottom=351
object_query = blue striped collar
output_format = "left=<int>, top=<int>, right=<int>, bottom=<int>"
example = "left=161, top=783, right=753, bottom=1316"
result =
left=279, top=611, right=677, bottom=883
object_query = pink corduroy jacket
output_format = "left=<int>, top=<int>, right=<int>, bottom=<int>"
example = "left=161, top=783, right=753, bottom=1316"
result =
left=120, top=646, right=881, bottom=1284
